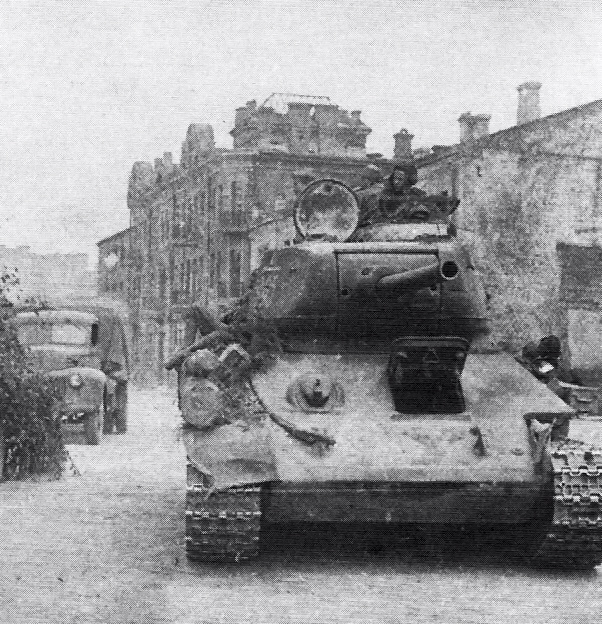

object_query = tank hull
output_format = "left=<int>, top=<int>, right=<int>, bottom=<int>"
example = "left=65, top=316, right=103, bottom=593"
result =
left=183, top=352, right=572, bottom=491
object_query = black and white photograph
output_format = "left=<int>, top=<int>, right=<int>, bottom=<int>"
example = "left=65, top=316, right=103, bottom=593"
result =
left=2, top=1, right=602, bottom=622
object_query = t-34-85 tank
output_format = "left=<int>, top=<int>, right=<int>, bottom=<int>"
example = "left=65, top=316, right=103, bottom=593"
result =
left=174, top=177, right=602, bottom=567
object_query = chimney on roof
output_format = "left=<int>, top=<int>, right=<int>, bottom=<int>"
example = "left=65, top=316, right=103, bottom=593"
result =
left=154, top=158, right=162, bottom=170
left=393, top=128, right=414, bottom=161
left=163, top=152, right=172, bottom=168
left=458, top=112, right=491, bottom=143
left=350, top=110, right=362, bottom=122
left=517, top=81, right=542, bottom=125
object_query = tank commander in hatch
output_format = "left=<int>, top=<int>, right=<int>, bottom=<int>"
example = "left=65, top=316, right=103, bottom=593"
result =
left=356, top=163, right=428, bottom=228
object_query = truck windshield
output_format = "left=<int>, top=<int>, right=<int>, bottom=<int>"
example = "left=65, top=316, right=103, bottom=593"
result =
left=17, top=323, right=89, bottom=346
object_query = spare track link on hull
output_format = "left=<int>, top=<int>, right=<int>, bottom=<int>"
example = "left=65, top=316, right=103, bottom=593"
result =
left=533, top=442, right=602, bottom=569
left=185, top=462, right=262, bottom=563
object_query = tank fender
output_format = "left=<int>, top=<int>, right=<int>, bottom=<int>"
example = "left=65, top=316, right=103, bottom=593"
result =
left=183, top=422, right=278, bottom=490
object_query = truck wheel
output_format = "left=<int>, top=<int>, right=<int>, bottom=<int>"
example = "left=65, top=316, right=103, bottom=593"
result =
left=102, top=388, right=113, bottom=434
left=115, top=384, right=128, bottom=433
left=84, top=409, right=103, bottom=445
left=114, top=408, right=127, bottom=434
left=102, top=410, right=114, bottom=435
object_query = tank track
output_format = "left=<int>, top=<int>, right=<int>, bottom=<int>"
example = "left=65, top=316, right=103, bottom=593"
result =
left=532, top=441, right=602, bottom=569
left=185, top=462, right=262, bottom=563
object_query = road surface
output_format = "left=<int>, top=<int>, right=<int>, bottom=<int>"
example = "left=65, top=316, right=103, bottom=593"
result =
left=0, top=387, right=601, bottom=623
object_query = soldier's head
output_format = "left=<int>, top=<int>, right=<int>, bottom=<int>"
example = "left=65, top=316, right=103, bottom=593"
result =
left=390, top=164, right=418, bottom=190
left=537, top=335, right=561, bottom=363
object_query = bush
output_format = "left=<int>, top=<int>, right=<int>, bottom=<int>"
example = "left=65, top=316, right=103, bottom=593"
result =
left=0, top=278, right=65, bottom=479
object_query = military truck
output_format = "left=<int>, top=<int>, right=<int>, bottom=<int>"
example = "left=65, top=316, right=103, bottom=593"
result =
left=174, top=179, right=602, bottom=567
left=14, top=299, right=129, bottom=444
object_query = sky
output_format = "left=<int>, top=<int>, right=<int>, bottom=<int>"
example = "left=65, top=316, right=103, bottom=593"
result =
left=2, top=0, right=602, bottom=264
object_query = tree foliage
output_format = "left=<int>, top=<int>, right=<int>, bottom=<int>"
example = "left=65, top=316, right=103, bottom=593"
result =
left=0, top=272, right=65, bottom=479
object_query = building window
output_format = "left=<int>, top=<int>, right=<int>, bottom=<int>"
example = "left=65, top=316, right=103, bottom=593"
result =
left=209, top=253, right=216, bottom=289
left=274, top=194, right=286, bottom=212
left=207, top=177, right=215, bottom=219
left=149, top=272, right=155, bottom=295
left=175, top=321, right=186, bottom=347
left=231, top=181, right=237, bottom=211
left=216, top=251, right=222, bottom=282
left=169, top=258, right=175, bottom=288
left=229, top=249, right=241, bottom=297
left=451, top=167, right=459, bottom=197
left=159, top=268, right=167, bottom=301
left=217, top=252, right=227, bottom=298
left=199, top=192, right=206, bottom=219
left=191, top=259, right=198, bottom=298
left=198, top=257, right=204, bottom=294
left=172, top=193, right=180, bottom=238
left=179, top=263, right=185, bottom=294
left=186, top=194, right=193, bottom=233
left=229, top=181, right=245, bottom=227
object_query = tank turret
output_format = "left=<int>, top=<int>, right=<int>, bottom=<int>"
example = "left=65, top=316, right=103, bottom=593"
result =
left=250, top=179, right=488, bottom=355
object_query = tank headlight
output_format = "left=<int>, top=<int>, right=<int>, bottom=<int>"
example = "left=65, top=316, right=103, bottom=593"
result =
left=69, top=373, right=83, bottom=388
left=286, top=373, right=345, bottom=413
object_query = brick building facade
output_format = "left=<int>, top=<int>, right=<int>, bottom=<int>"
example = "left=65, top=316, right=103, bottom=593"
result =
left=98, top=95, right=403, bottom=382
left=416, top=82, right=602, bottom=359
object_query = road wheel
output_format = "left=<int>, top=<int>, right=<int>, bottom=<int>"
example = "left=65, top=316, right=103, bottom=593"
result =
left=84, top=409, right=103, bottom=445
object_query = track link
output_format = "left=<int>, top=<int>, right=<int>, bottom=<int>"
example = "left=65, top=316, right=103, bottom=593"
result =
left=532, top=442, right=602, bottom=569
left=185, top=462, right=262, bottom=563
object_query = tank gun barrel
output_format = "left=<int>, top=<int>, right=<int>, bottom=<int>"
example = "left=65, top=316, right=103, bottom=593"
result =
left=377, top=260, right=459, bottom=291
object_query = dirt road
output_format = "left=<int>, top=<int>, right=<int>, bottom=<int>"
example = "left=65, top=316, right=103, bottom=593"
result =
left=1, top=388, right=601, bottom=624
